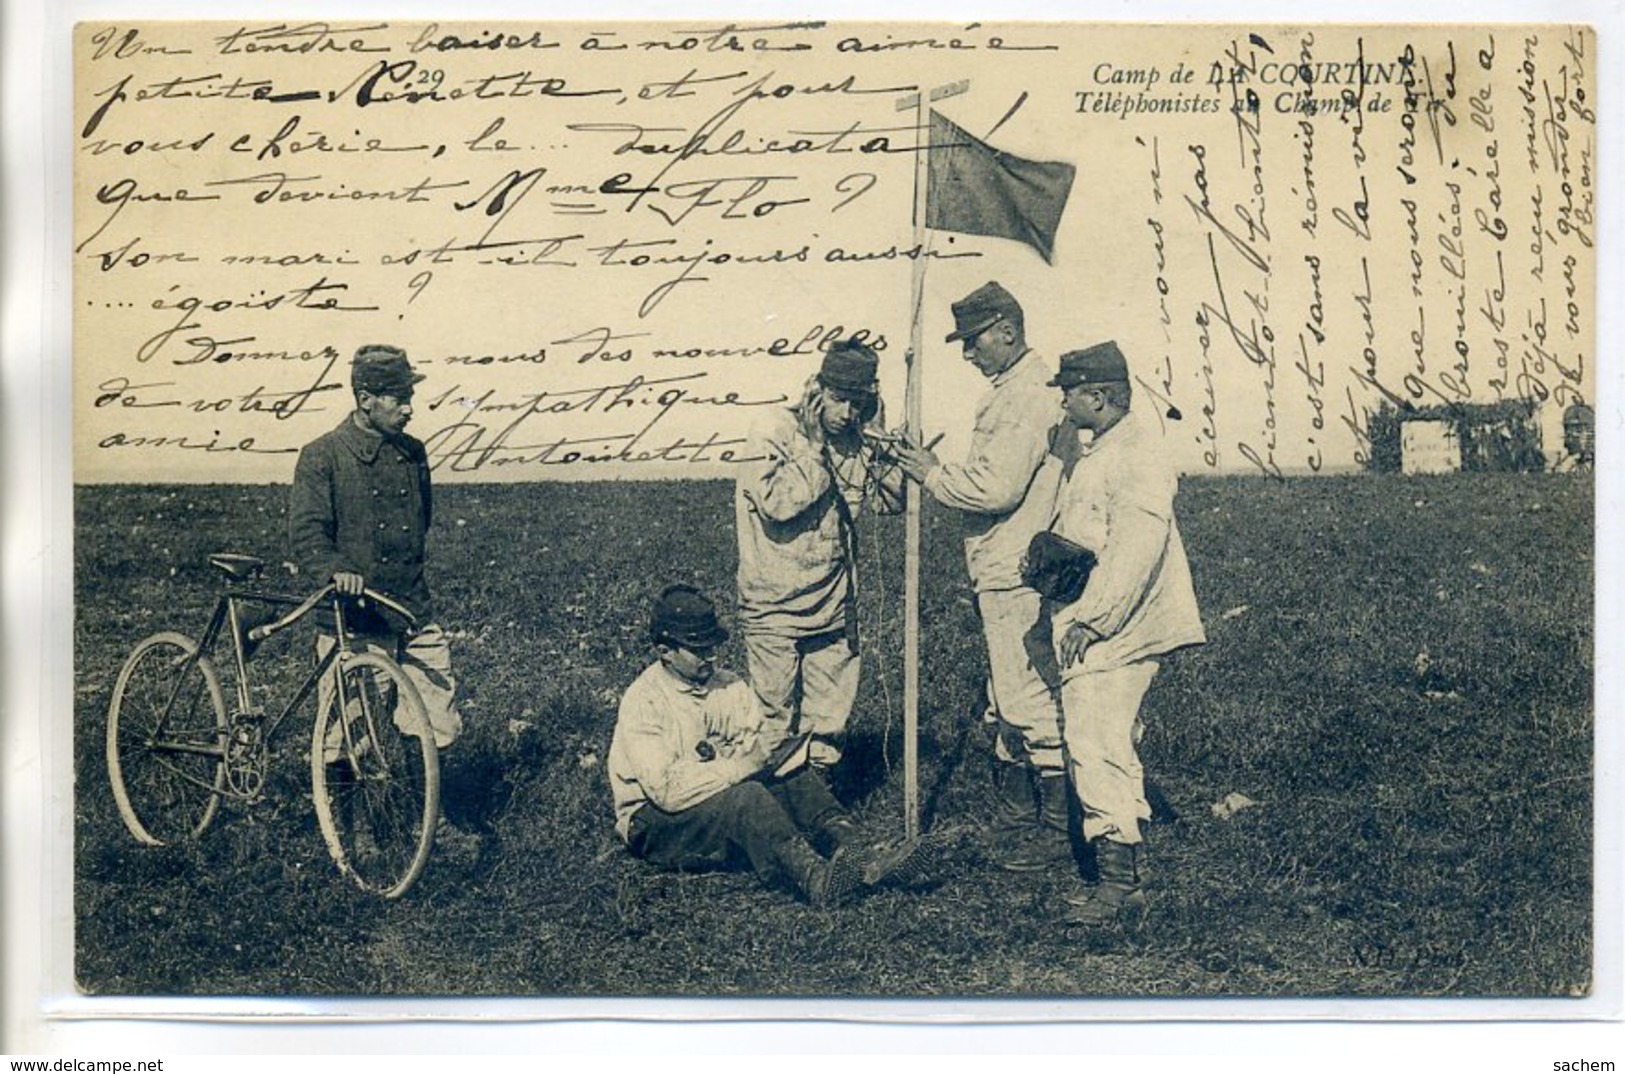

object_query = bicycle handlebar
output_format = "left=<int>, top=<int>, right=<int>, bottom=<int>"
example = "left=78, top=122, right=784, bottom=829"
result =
left=246, top=585, right=419, bottom=643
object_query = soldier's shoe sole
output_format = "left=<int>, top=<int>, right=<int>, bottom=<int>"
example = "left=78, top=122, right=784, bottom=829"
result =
left=815, top=845, right=864, bottom=909
left=861, top=835, right=939, bottom=889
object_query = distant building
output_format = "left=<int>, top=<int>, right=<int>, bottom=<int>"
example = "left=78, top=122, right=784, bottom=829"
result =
left=1376, top=399, right=1546, bottom=475
left=1401, top=420, right=1461, bottom=475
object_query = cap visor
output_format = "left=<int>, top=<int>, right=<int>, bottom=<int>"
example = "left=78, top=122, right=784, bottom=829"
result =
left=355, top=377, right=426, bottom=395
left=819, top=379, right=878, bottom=401
left=945, top=315, right=1000, bottom=343
left=679, top=625, right=729, bottom=648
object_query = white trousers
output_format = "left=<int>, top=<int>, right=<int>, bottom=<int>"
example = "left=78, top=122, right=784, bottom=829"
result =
left=1059, top=658, right=1160, bottom=845
left=316, top=624, right=463, bottom=757
left=979, top=588, right=1065, bottom=771
left=742, top=627, right=860, bottom=767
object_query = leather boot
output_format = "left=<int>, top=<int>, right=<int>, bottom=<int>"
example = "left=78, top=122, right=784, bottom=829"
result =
left=990, top=771, right=1073, bottom=873
left=1063, top=839, right=1148, bottom=927
left=1036, top=770, right=1069, bottom=832
left=860, top=834, right=938, bottom=890
left=811, top=813, right=862, bottom=857
left=775, top=837, right=862, bottom=909
left=989, top=758, right=1035, bottom=830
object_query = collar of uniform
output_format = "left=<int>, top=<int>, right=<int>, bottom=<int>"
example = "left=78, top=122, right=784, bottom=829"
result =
left=991, top=348, right=1035, bottom=389
left=658, top=662, right=715, bottom=698
left=334, top=413, right=385, bottom=463
left=1079, top=407, right=1138, bottom=457
left=337, top=413, right=424, bottom=464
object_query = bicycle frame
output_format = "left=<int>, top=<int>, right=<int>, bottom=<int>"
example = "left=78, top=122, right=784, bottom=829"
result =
left=109, top=558, right=440, bottom=895
left=151, top=579, right=417, bottom=800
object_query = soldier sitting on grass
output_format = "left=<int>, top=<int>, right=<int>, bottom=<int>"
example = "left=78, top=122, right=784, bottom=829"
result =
left=608, top=584, right=931, bottom=907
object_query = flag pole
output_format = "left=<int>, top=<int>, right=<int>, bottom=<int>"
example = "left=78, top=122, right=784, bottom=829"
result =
left=903, top=91, right=927, bottom=843
left=897, top=80, right=968, bottom=842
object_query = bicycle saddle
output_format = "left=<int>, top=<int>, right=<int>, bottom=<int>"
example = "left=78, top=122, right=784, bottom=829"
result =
left=208, top=552, right=265, bottom=580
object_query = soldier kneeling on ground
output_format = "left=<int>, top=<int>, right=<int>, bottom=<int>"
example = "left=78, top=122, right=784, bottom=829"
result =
left=608, top=584, right=933, bottom=907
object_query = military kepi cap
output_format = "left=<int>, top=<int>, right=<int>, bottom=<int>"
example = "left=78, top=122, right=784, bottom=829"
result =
left=818, top=339, right=879, bottom=398
left=651, top=583, right=729, bottom=648
left=1563, top=402, right=1595, bottom=429
left=946, top=281, right=1022, bottom=342
left=352, top=344, right=426, bottom=395
left=1050, top=341, right=1130, bottom=388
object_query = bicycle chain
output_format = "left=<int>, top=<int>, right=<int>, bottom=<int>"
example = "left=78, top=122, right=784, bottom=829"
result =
left=225, top=711, right=267, bottom=800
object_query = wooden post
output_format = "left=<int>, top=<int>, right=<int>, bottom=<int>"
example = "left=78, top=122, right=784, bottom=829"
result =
left=896, top=80, right=967, bottom=841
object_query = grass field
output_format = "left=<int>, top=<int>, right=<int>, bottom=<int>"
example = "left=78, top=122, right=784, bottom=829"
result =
left=73, top=473, right=1593, bottom=997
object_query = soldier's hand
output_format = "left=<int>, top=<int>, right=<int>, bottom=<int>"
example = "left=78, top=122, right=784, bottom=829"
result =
left=798, top=375, right=826, bottom=445
left=332, top=570, right=365, bottom=596
left=891, top=434, right=940, bottom=484
left=1048, top=418, right=1084, bottom=469
left=759, top=733, right=812, bottom=780
left=1058, top=622, right=1095, bottom=668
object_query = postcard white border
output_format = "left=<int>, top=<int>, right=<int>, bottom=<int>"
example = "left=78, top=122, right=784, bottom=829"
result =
left=5, top=0, right=1623, bottom=1055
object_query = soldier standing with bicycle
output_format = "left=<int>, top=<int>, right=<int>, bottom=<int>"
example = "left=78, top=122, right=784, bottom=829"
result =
left=288, top=345, right=466, bottom=787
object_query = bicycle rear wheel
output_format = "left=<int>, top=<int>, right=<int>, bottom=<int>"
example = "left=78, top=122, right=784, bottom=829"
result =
left=106, top=631, right=228, bottom=846
left=309, top=650, right=440, bottom=898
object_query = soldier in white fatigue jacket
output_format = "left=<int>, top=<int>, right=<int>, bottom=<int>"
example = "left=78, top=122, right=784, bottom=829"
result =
left=1043, top=342, right=1206, bottom=926
left=892, top=282, right=1072, bottom=872
left=608, top=585, right=931, bottom=907
left=735, top=339, right=904, bottom=776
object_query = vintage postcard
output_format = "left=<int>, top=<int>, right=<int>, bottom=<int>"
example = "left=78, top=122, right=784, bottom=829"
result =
left=68, top=17, right=1597, bottom=1003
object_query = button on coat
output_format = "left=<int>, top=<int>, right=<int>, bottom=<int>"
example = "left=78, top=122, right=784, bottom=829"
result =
left=289, top=414, right=435, bottom=624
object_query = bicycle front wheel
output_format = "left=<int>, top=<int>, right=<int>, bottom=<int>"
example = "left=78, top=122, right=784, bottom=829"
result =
left=310, top=650, right=440, bottom=898
left=106, top=631, right=228, bottom=846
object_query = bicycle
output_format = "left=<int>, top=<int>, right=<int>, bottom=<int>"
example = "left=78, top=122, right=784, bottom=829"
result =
left=104, top=551, right=441, bottom=898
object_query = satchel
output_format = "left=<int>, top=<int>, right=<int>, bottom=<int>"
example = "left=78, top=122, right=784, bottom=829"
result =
left=1021, top=531, right=1097, bottom=604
